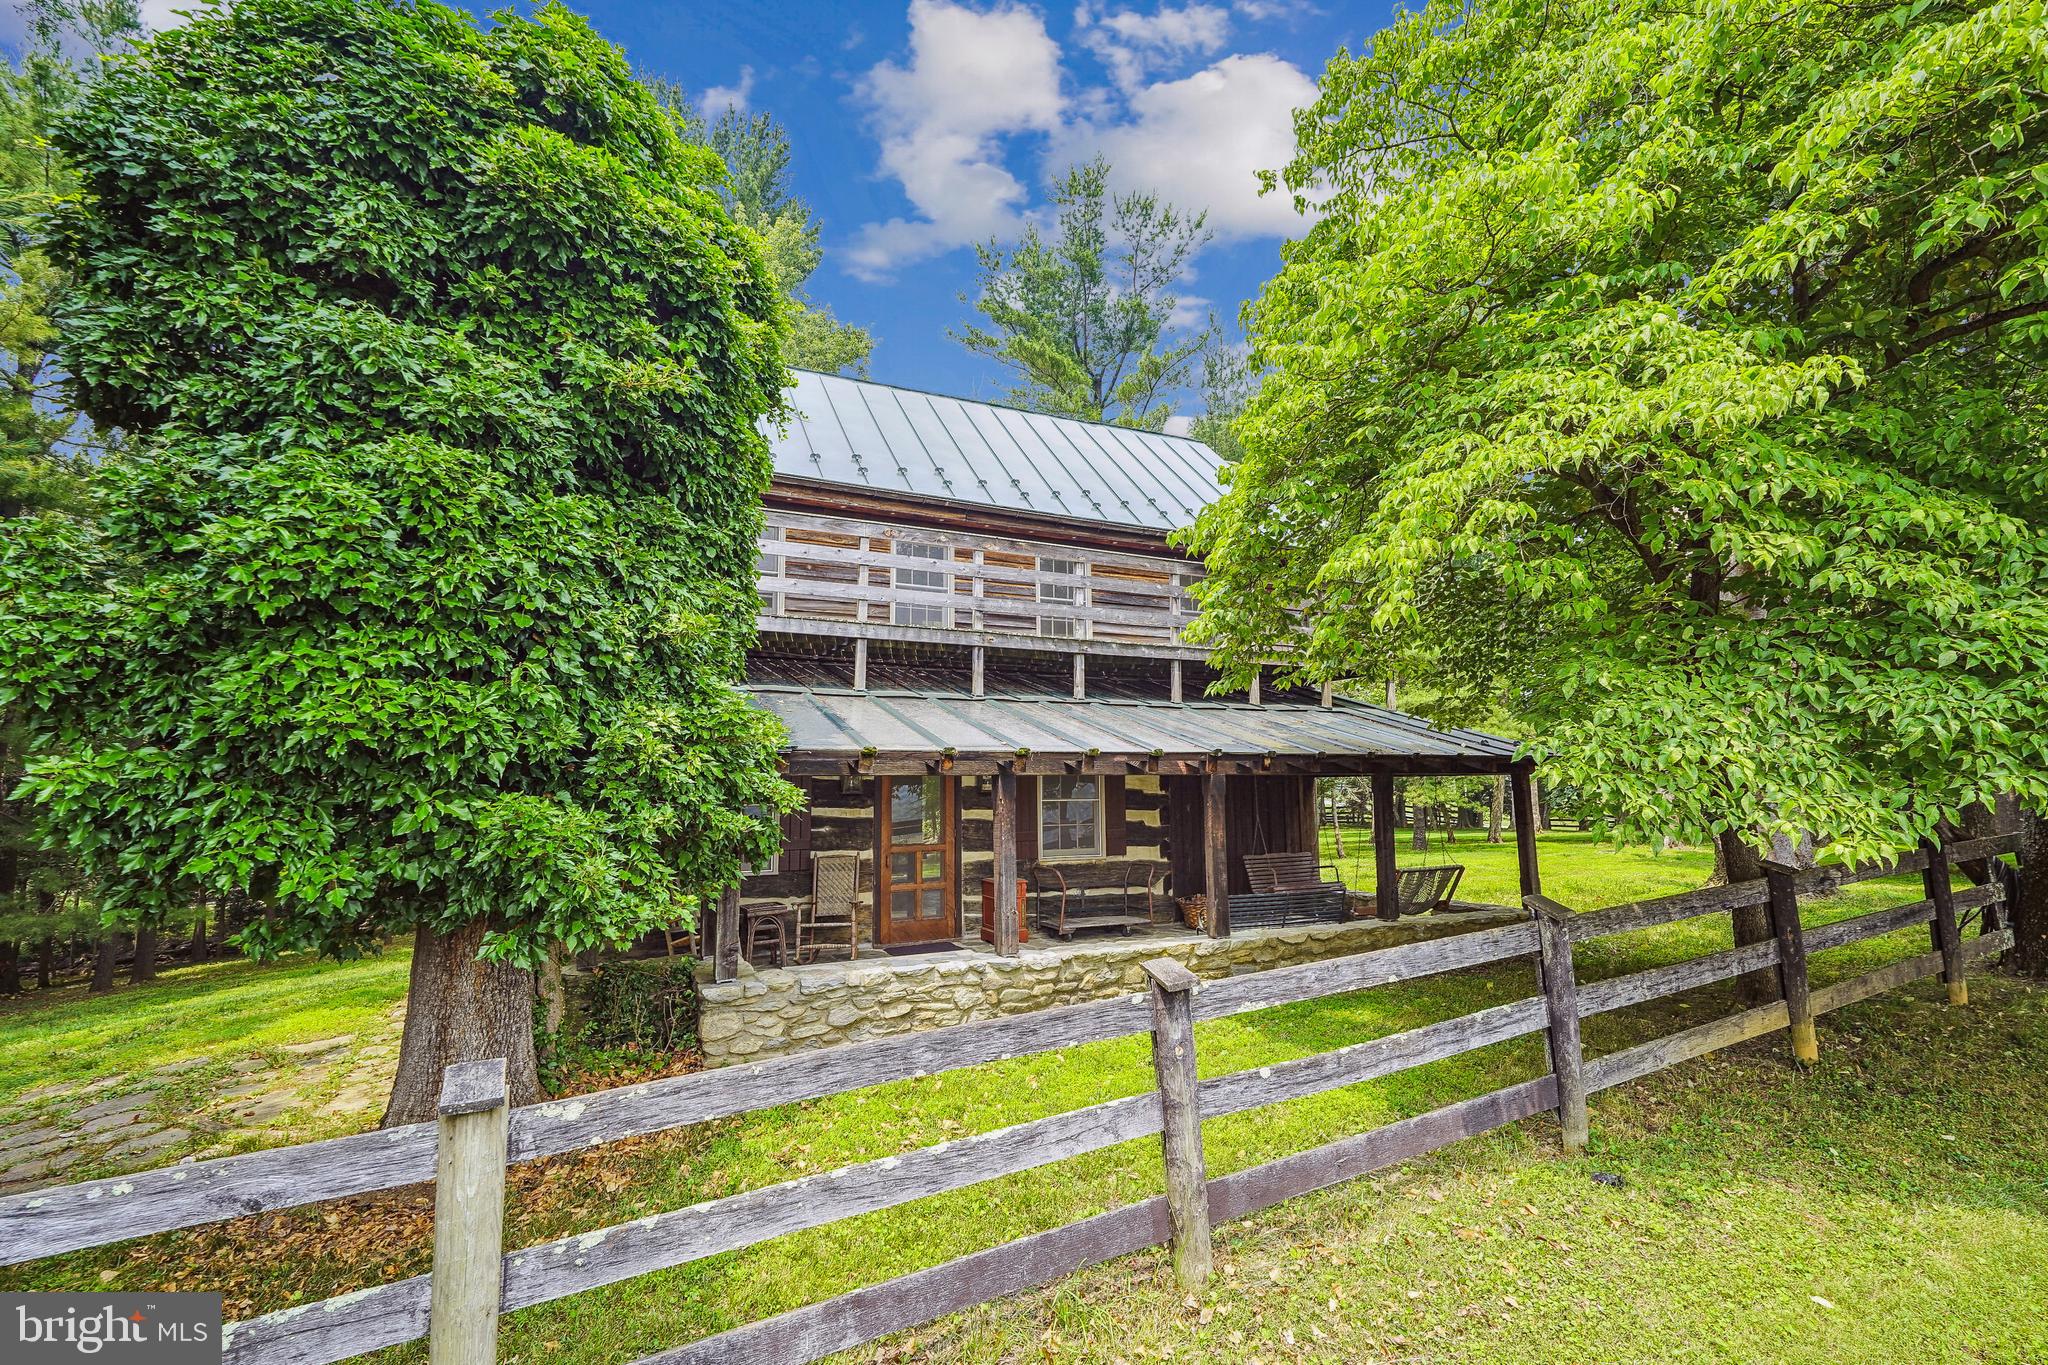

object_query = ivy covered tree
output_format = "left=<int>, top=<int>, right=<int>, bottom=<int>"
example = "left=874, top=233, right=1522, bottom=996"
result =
left=7, top=0, right=794, bottom=1116
left=1189, top=0, right=2048, bottom=963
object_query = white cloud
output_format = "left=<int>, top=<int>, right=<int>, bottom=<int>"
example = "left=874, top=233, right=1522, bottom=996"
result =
left=1055, top=52, right=1315, bottom=239
left=1231, top=0, right=1314, bottom=19
left=847, top=0, right=1065, bottom=282
left=139, top=0, right=198, bottom=29
left=1162, top=414, right=1195, bottom=436
left=845, top=2, right=1314, bottom=279
left=698, top=66, right=756, bottom=119
left=1075, top=2, right=1231, bottom=91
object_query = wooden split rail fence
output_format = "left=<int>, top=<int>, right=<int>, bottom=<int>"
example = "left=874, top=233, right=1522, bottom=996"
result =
left=0, top=833, right=2021, bottom=1365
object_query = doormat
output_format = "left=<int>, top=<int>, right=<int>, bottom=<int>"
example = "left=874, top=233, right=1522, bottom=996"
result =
left=882, top=941, right=960, bottom=957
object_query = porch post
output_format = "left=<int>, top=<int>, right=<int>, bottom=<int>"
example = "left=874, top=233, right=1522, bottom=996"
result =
left=1371, top=771, right=1399, bottom=922
left=992, top=769, right=1021, bottom=957
left=1204, top=771, right=1231, bottom=938
left=714, top=884, right=740, bottom=984
left=1510, top=760, right=1543, bottom=900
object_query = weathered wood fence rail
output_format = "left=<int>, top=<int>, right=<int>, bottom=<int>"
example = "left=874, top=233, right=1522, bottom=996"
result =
left=0, top=833, right=2021, bottom=1365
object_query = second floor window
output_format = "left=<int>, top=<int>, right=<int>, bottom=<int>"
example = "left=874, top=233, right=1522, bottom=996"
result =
left=895, top=541, right=948, bottom=592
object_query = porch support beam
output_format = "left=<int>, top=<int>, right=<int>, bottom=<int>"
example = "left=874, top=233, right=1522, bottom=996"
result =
left=1072, top=654, right=1086, bottom=701
left=781, top=753, right=1520, bottom=780
left=1371, top=772, right=1399, bottom=922
left=1204, top=772, right=1231, bottom=939
left=991, top=769, right=1021, bottom=957
left=1510, top=759, right=1542, bottom=902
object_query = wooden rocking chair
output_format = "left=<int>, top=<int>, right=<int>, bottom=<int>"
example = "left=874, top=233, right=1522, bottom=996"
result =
left=800, top=850, right=862, bottom=963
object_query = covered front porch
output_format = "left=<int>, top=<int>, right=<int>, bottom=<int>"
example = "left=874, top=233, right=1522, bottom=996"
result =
left=711, top=684, right=1541, bottom=983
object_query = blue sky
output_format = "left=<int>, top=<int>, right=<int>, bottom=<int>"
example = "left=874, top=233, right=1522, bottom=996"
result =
left=13, top=1, right=1402, bottom=426
left=573, top=0, right=1395, bottom=423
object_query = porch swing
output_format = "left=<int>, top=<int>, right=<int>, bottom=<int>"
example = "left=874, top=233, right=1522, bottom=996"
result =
left=1386, top=789, right=1467, bottom=917
left=1236, top=791, right=1349, bottom=928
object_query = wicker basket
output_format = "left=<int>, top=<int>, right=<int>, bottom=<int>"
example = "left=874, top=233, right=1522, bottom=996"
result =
left=1176, top=895, right=1209, bottom=932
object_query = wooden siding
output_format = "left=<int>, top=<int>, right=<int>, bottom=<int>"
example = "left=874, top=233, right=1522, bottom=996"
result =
left=1165, top=775, right=1318, bottom=898
left=757, top=508, right=1200, bottom=653
left=741, top=773, right=1174, bottom=942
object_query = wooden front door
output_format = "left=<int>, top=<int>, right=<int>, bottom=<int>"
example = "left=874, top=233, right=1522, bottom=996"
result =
left=877, top=776, right=957, bottom=945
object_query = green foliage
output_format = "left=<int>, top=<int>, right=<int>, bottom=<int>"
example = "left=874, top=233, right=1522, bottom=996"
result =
left=707, top=110, right=874, bottom=376
left=1, top=0, right=796, bottom=967
left=1189, top=0, right=2048, bottom=861
left=574, top=954, right=699, bottom=1051
left=955, top=158, right=1213, bottom=429
left=535, top=955, right=699, bottom=1091
left=0, top=2, right=140, bottom=949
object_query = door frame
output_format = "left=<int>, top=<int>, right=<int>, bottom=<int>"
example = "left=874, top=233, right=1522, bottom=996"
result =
left=874, top=775, right=959, bottom=945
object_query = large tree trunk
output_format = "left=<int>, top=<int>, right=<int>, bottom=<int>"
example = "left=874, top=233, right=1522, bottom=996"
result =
left=1718, top=833, right=1776, bottom=1005
left=2013, top=806, right=2048, bottom=979
left=1719, top=830, right=1817, bottom=1004
left=1488, top=776, right=1504, bottom=844
left=90, top=933, right=122, bottom=993
left=130, top=923, right=158, bottom=984
left=0, top=941, right=18, bottom=995
left=189, top=911, right=208, bottom=964
left=381, top=921, right=541, bottom=1127
left=1410, top=807, right=1429, bottom=851
left=35, top=936, right=53, bottom=989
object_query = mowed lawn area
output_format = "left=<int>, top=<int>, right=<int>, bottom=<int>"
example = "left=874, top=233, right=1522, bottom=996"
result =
left=2, top=834, right=2044, bottom=1364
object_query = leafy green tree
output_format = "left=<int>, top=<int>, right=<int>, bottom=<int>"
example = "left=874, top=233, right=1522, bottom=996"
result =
left=957, top=157, right=1213, bottom=429
left=1188, top=0, right=2048, bottom=965
left=708, top=110, right=873, bottom=375
left=639, top=76, right=873, bottom=376
left=1188, top=344, right=1254, bottom=463
left=5, top=0, right=794, bottom=1115
left=0, top=0, right=141, bottom=992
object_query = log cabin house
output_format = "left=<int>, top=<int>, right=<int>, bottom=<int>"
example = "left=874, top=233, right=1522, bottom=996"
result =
left=696, top=371, right=1543, bottom=1060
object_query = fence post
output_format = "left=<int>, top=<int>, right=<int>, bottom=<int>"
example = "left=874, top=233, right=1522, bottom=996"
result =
left=1921, top=839, right=1968, bottom=1006
left=1525, top=895, right=1588, bottom=1153
left=1142, top=958, right=1212, bottom=1290
left=430, top=1058, right=508, bottom=1365
left=1763, top=860, right=1817, bottom=1067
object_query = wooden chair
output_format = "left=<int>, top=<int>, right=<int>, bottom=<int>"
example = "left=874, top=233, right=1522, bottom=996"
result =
left=800, top=850, right=862, bottom=963
left=744, top=906, right=791, bottom=968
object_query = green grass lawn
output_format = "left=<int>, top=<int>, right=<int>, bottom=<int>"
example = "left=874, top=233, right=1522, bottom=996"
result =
left=2, top=835, right=2041, bottom=1364
left=1323, top=825, right=1733, bottom=910
left=0, top=951, right=412, bottom=1109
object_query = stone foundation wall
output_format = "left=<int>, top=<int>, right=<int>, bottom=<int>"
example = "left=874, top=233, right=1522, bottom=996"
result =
left=696, top=910, right=1521, bottom=1066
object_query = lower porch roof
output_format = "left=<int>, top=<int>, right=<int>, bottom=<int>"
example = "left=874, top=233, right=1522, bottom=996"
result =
left=747, top=683, right=1521, bottom=777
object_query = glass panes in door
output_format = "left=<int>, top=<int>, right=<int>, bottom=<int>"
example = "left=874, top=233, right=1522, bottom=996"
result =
left=878, top=776, right=955, bottom=944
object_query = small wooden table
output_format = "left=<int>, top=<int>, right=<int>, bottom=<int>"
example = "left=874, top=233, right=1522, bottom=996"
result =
left=978, top=877, right=1029, bottom=945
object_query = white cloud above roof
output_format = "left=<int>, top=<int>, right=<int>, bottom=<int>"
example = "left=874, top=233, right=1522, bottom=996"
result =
left=1056, top=52, right=1315, bottom=239
left=1075, top=2, right=1232, bottom=92
left=847, top=0, right=1065, bottom=282
left=847, top=1, right=1315, bottom=279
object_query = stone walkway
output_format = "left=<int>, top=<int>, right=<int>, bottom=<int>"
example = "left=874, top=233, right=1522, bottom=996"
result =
left=0, top=1004, right=405, bottom=1194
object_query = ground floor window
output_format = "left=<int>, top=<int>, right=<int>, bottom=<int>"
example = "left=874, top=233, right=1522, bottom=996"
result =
left=1039, top=775, right=1102, bottom=858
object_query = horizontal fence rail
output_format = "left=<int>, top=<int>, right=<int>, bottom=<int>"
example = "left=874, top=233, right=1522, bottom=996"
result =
left=0, top=831, right=2021, bottom=1365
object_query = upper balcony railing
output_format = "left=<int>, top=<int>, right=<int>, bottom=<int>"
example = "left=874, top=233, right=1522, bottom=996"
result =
left=756, top=508, right=1203, bottom=654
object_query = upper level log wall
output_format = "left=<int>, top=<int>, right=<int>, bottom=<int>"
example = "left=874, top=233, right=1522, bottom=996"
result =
left=757, top=507, right=1203, bottom=658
